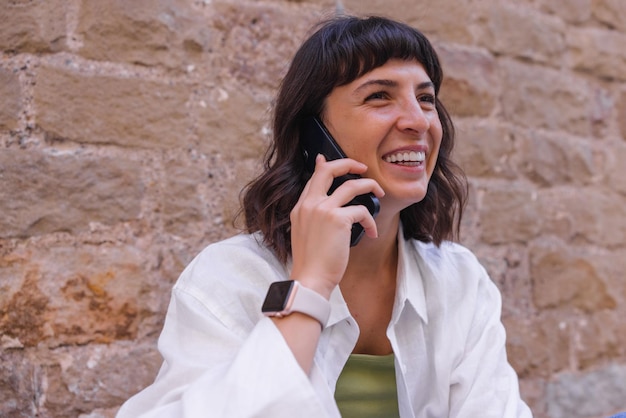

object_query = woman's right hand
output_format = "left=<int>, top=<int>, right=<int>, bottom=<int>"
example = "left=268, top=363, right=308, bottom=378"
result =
left=289, top=154, right=385, bottom=299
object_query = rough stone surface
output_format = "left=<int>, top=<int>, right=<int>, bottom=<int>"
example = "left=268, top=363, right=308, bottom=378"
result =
left=0, top=341, right=160, bottom=418
left=500, top=60, right=600, bottom=136
left=619, top=90, right=626, bottom=140
left=504, top=312, right=570, bottom=379
left=0, top=149, right=144, bottom=238
left=529, top=243, right=616, bottom=313
left=33, top=64, right=194, bottom=148
left=537, top=0, right=592, bottom=24
left=192, top=82, right=272, bottom=158
left=0, top=0, right=68, bottom=53
left=1, top=1, right=626, bottom=417
left=478, top=184, right=543, bottom=244
left=475, top=3, right=567, bottom=64
left=76, top=0, right=212, bottom=71
left=342, top=0, right=474, bottom=43
left=592, top=0, right=626, bottom=32
left=0, top=68, right=22, bottom=130
left=537, top=187, right=626, bottom=247
left=438, top=45, right=499, bottom=118
left=0, top=239, right=164, bottom=348
left=516, top=130, right=597, bottom=187
left=454, top=120, right=517, bottom=179
left=567, top=27, right=626, bottom=81
left=545, top=364, right=626, bottom=418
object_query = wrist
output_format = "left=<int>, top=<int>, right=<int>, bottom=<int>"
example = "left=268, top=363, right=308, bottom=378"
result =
left=292, top=277, right=335, bottom=300
left=262, top=280, right=331, bottom=328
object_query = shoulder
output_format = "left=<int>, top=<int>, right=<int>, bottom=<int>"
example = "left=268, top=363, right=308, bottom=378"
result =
left=180, top=233, right=285, bottom=285
left=407, top=239, right=500, bottom=308
left=173, top=233, right=288, bottom=314
left=410, top=240, right=487, bottom=280
left=194, top=233, right=278, bottom=262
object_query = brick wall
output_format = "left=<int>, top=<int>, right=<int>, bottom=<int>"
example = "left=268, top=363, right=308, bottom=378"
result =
left=1, top=0, right=625, bottom=417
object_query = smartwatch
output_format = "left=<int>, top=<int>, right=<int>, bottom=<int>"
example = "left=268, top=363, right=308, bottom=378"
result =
left=261, top=280, right=331, bottom=328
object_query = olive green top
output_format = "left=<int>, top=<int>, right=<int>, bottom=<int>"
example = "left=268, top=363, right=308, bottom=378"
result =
left=334, top=354, right=400, bottom=418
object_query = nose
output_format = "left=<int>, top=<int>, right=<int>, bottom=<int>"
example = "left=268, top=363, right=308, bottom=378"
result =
left=396, top=96, right=430, bottom=134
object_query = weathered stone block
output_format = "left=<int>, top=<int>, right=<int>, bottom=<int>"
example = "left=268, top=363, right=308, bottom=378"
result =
left=471, top=243, right=533, bottom=317
left=575, top=310, right=626, bottom=369
left=479, top=184, right=542, bottom=244
left=210, top=2, right=318, bottom=87
left=438, top=45, right=499, bottom=117
left=0, top=349, right=37, bottom=417
left=475, top=3, right=566, bottom=64
left=500, top=60, right=597, bottom=136
left=193, top=83, right=271, bottom=159
left=0, top=241, right=156, bottom=347
left=161, top=156, right=211, bottom=237
left=593, top=0, right=626, bottom=32
left=529, top=242, right=616, bottom=313
left=0, top=67, right=22, bottom=131
left=342, top=0, right=474, bottom=44
left=0, top=342, right=161, bottom=418
left=537, top=187, right=626, bottom=247
left=516, top=130, right=597, bottom=187
left=567, top=28, right=626, bottom=81
left=605, top=140, right=626, bottom=195
left=76, top=0, right=214, bottom=71
left=0, top=149, right=144, bottom=238
left=537, top=0, right=592, bottom=24
left=39, top=342, right=161, bottom=416
left=546, top=364, right=626, bottom=418
left=218, top=157, right=265, bottom=229
left=454, top=120, right=517, bottom=179
left=34, top=65, right=193, bottom=148
left=504, top=312, right=570, bottom=378
left=0, top=0, right=67, bottom=53
left=620, top=91, right=626, bottom=140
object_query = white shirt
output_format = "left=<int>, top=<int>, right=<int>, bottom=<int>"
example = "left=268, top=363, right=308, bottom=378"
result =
left=117, top=232, right=533, bottom=418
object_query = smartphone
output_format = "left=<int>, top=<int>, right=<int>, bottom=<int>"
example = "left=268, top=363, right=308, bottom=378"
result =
left=299, top=116, right=381, bottom=246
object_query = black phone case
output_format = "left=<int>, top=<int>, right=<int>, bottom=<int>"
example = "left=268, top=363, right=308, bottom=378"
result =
left=299, top=116, right=380, bottom=246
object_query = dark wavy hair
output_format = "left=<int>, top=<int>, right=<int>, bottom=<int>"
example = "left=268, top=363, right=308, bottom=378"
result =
left=241, top=15, right=468, bottom=263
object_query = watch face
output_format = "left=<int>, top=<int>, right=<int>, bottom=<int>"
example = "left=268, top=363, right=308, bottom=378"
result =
left=261, top=281, right=294, bottom=313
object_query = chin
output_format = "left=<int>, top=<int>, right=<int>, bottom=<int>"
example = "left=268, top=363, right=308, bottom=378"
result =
left=383, top=194, right=428, bottom=213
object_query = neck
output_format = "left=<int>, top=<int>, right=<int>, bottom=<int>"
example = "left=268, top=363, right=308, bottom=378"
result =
left=342, top=213, right=400, bottom=285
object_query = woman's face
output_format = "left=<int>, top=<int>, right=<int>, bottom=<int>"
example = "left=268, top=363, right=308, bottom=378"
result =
left=321, top=59, right=443, bottom=214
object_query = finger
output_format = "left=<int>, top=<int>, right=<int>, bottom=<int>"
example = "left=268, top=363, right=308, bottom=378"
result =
left=324, top=177, right=385, bottom=207
left=315, top=154, right=368, bottom=175
left=338, top=204, right=379, bottom=239
left=308, top=155, right=368, bottom=195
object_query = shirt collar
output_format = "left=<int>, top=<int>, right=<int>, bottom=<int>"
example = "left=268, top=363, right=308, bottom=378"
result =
left=392, top=229, right=429, bottom=325
left=324, top=224, right=430, bottom=328
left=327, top=285, right=352, bottom=327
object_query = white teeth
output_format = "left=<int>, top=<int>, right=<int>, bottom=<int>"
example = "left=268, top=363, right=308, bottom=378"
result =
left=384, top=151, right=425, bottom=163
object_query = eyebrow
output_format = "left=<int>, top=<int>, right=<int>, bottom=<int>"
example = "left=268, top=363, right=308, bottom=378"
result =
left=353, top=79, right=436, bottom=95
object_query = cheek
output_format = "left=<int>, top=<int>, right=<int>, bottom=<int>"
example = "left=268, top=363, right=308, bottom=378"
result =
left=427, top=123, right=443, bottom=173
left=429, top=118, right=444, bottom=149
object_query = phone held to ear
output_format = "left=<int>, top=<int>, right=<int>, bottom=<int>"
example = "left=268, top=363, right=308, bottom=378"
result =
left=299, top=116, right=381, bottom=246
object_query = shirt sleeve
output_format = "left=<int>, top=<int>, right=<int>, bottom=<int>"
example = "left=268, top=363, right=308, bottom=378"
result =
left=116, top=249, right=335, bottom=418
left=448, top=266, right=533, bottom=418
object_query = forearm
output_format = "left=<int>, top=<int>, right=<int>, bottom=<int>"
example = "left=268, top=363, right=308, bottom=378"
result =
left=271, top=312, right=323, bottom=373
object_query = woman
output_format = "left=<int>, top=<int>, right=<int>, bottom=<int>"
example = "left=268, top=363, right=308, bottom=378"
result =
left=117, top=15, right=532, bottom=418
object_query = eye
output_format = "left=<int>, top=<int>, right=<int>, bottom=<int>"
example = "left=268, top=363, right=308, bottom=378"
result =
left=418, top=93, right=437, bottom=109
left=418, top=93, right=436, bottom=104
left=365, top=91, right=389, bottom=101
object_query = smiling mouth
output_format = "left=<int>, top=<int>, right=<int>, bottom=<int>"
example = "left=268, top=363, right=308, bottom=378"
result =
left=383, top=151, right=425, bottom=166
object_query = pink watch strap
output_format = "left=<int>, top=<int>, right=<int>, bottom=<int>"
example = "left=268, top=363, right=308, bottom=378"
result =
left=290, top=281, right=331, bottom=327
